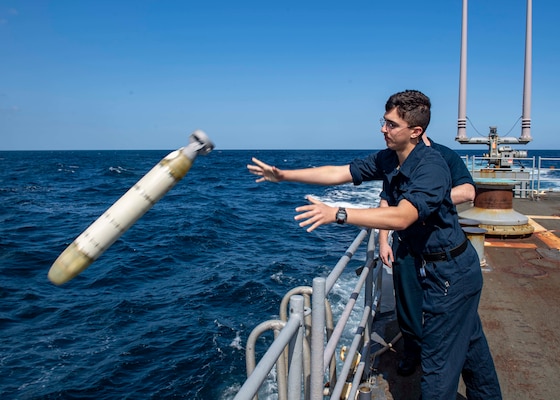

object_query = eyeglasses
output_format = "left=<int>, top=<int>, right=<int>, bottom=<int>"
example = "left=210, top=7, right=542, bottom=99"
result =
left=380, top=117, right=412, bottom=131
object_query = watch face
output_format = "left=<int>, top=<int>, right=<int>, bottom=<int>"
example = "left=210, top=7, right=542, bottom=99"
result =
left=337, top=208, right=347, bottom=224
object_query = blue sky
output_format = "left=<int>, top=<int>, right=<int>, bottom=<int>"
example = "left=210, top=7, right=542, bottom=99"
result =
left=1, top=0, right=558, bottom=151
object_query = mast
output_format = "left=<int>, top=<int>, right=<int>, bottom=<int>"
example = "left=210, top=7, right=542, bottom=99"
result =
left=456, top=0, right=468, bottom=141
left=521, top=0, right=533, bottom=142
left=455, top=0, right=532, bottom=153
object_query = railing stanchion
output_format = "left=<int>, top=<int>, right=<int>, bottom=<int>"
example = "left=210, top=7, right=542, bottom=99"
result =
left=310, top=277, right=326, bottom=400
left=288, top=295, right=305, bottom=400
left=363, top=230, right=376, bottom=377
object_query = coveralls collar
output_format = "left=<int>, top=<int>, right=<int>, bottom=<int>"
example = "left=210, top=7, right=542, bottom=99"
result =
left=396, top=140, right=428, bottom=177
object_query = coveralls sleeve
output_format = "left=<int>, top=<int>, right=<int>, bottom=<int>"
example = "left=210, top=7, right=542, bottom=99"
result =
left=349, top=153, right=381, bottom=185
left=400, top=160, right=451, bottom=223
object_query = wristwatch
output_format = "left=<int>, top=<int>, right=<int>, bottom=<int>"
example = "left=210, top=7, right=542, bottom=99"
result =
left=336, top=207, right=347, bottom=224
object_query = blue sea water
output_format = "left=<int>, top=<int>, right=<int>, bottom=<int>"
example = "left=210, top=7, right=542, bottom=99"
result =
left=0, top=148, right=558, bottom=399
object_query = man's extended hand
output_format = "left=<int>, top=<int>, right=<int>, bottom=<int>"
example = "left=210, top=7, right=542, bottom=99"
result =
left=247, top=157, right=281, bottom=183
left=295, top=196, right=337, bottom=232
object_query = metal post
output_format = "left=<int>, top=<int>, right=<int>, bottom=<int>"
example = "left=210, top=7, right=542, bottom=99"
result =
left=521, top=0, right=533, bottom=141
left=310, top=278, right=326, bottom=400
left=363, top=231, right=376, bottom=376
left=456, top=0, right=468, bottom=141
left=288, top=295, right=305, bottom=400
left=358, top=384, right=372, bottom=400
left=463, top=227, right=488, bottom=269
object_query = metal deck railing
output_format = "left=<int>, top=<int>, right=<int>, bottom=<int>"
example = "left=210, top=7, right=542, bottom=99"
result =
left=234, top=228, right=387, bottom=400
left=463, top=155, right=560, bottom=199
left=535, top=157, right=560, bottom=196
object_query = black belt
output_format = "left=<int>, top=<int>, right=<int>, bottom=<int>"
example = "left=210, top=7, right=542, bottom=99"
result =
left=422, top=240, right=469, bottom=262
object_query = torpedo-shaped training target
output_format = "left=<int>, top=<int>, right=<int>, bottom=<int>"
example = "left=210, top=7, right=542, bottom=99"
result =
left=48, top=130, right=214, bottom=285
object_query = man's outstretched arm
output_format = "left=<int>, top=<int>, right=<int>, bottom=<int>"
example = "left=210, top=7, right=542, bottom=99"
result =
left=247, top=157, right=353, bottom=185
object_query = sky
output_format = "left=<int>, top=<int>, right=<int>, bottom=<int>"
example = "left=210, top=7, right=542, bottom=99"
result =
left=1, top=0, right=559, bottom=151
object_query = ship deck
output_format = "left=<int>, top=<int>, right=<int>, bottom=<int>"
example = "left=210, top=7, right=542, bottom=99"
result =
left=373, top=193, right=560, bottom=400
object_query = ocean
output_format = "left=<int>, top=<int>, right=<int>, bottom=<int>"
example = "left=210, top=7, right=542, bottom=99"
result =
left=1, top=148, right=558, bottom=399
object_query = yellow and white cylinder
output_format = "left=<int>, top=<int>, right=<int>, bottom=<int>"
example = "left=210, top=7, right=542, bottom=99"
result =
left=48, top=130, right=214, bottom=285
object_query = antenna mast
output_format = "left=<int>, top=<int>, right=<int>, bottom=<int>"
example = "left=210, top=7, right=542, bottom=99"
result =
left=455, top=0, right=532, bottom=167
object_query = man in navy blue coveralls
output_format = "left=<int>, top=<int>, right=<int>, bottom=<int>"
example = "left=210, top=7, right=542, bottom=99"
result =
left=378, top=137, right=477, bottom=377
left=247, top=89, right=501, bottom=399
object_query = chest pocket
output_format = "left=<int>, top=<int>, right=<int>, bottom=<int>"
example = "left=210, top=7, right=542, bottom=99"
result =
left=386, top=171, right=410, bottom=205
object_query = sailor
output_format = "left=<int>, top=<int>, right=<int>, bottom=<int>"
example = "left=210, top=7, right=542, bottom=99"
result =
left=247, top=89, right=502, bottom=399
left=377, top=135, right=476, bottom=377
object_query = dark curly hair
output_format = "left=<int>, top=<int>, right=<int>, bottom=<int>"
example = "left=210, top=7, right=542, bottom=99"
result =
left=385, top=90, right=431, bottom=133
